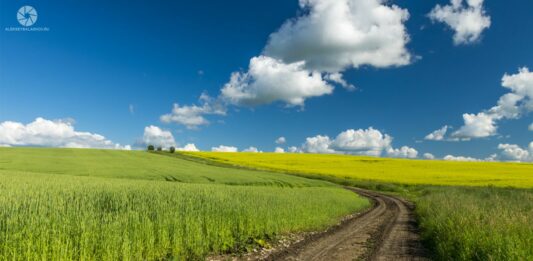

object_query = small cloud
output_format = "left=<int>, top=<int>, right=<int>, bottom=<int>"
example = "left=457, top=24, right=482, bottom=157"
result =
left=243, top=146, right=261, bottom=153
left=423, top=153, right=435, bottom=160
left=275, top=136, right=286, bottom=144
left=197, top=70, right=204, bottom=76
left=274, top=147, right=285, bottom=153
left=424, top=126, right=449, bottom=141
left=428, top=0, right=491, bottom=45
left=129, top=104, right=135, bottom=115
left=211, top=145, right=238, bottom=152
left=177, top=143, right=199, bottom=152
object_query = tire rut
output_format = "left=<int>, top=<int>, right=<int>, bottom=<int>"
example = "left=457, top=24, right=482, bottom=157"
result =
left=264, top=187, right=430, bottom=261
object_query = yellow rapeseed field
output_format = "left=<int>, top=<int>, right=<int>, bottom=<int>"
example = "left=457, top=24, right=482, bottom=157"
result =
left=188, top=152, right=533, bottom=188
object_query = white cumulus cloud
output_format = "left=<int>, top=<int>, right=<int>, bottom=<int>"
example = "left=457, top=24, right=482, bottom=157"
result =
left=0, top=117, right=130, bottom=149
left=423, top=153, right=435, bottom=159
left=428, top=0, right=491, bottom=45
left=433, top=68, right=533, bottom=141
left=452, top=112, right=497, bottom=139
left=243, top=146, right=261, bottom=153
left=498, top=143, right=532, bottom=162
left=265, top=0, right=412, bottom=72
left=425, top=125, right=449, bottom=141
left=325, top=73, right=356, bottom=91
left=302, top=135, right=335, bottom=154
left=164, top=0, right=413, bottom=126
left=160, top=93, right=226, bottom=129
left=288, top=146, right=302, bottom=153
left=274, top=147, right=285, bottom=153
left=211, top=145, right=238, bottom=152
left=177, top=143, right=199, bottom=152
left=275, top=136, right=287, bottom=144
left=529, top=123, right=533, bottom=131
left=143, top=126, right=176, bottom=148
left=330, top=128, right=392, bottom=156
left=443, top=155, right=481, bottom=162
left=301, top=128, right=417, bottom=158
left=220, top=56, right=333, bottom=107
left=386, top=146, right=418, bottom=158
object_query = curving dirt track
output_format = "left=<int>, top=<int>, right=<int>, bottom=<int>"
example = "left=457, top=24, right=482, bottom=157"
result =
left=264, top=187, right=430, bottom=261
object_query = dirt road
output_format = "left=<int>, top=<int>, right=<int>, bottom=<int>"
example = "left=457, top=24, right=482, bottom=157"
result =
left=265, top=188, right=430, bottom=261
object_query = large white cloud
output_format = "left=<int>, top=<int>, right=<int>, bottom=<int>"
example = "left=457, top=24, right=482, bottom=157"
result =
left=0, top=117, right=130, bottom=149
left=264, top=0, right=411, bottom=72
left=143, top=125, right=176, bottom=148
left=220, top=56, right=333, bottom=107
left=428, top=0, right=491, bottom=45
left=211, top=145, right=238, bottom=152
left=432, top=68, right=533, bottom=140
left=301, top=128, right=417, bottom=158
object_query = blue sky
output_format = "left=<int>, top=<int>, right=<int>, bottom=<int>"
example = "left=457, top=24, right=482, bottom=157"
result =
left=1, top=0, right=532, bottom=160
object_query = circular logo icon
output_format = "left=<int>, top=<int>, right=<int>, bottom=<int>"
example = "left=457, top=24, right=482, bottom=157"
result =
left=17, top=6, right=38, bottom=27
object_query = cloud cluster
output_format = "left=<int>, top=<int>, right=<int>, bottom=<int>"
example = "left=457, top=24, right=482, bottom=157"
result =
left=161, top=0, right=412, bottom=129
left=0, top=117, right=130, bottom=150
left=428, top=68, right=533, bottom=141
left=428, top=0, right=491, bottom=44
left=300, top=128, right=418, bottom=158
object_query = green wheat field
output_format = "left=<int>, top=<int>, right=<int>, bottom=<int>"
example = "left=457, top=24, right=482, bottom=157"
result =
left=2, top=147, right=533, bottom=260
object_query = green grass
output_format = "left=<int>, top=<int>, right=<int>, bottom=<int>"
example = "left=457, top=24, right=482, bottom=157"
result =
left=416, top=186, right=533, bottom=260
left=0, top=147, right=327, bottom=187
left=0, top=148, right=369, bottom=260
left=188, top=152, right=533, bottom=260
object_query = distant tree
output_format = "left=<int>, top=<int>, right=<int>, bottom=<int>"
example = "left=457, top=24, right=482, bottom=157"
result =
left=157, top=147, right=163, bottom=151
left=169, top=146, right=176, bottom=153
left=147, top=145, right=155, bottom=151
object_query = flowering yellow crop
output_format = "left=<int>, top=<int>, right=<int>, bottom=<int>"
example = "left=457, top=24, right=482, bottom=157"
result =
left=189, top=152, right=533, bottom=188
